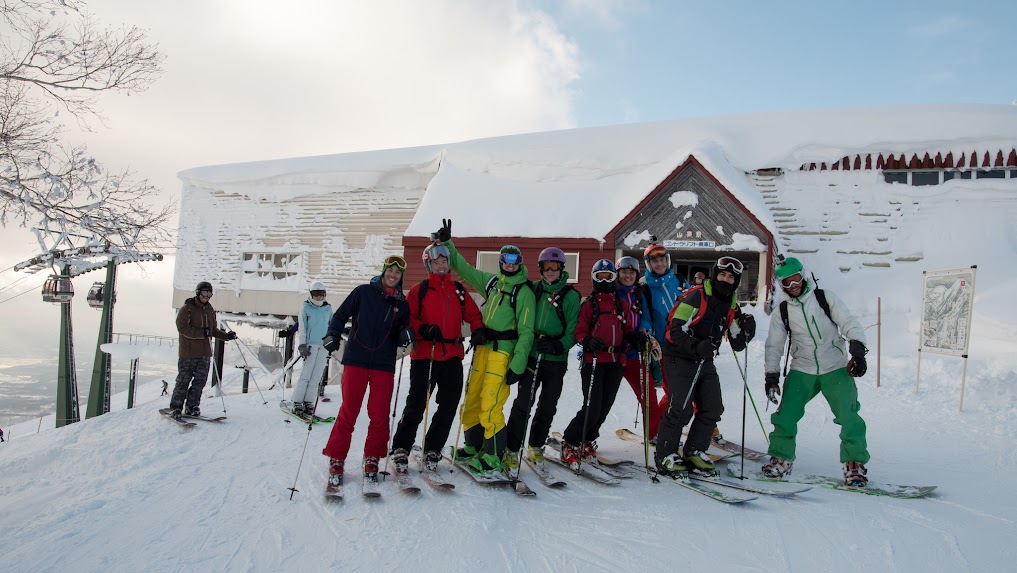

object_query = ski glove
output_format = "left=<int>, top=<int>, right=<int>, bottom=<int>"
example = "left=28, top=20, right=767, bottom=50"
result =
left=647, top=335, right=663, bottom=362
left=398, top=327, right=415, bottom=348
left=419, top=324, right=443, bottom=342
left=469, top=327, right=490, bottom=348
left=298, top=344, right=311, bottom=359
left=582, top=336, right=606, bottom=353
left=322, top=333, right=342, bottom=353
left=433, top=218, right=453, bottom=243
left=278, top=328, right=292, bottom=338
left=203, top=327, right=212, bottom=338
left=505, top=369, right=523, bottom=386
left=695, top=339, right=717, bottom=360
left=765, top=372, right=781, bottom=404
left=534, top=335, right=564, bottom=356
left=847, top=356, right=867, bottom=378
left=849, top=339, right=867, bottom=359
left=624, top=330, right=648, bottom=352
left=738, top=314, right=757, bottom=342
left=224, top=331, right=238, bottom=341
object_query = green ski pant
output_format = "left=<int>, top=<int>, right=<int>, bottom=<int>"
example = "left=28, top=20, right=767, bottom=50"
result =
left=767, top=368, right=870, bottom=464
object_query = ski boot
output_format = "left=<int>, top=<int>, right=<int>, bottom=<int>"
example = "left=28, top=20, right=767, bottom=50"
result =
left=502, top=450, right=521, bottom=478
left=169, top=408, right=183, bottom=421
left=560, top=441, right=582, bottom=469
left=658, top=453, right=688, bottom=479
left=762, top=456, right=793, bottom=479
left=684, top=450, right=718, bottom=477
left=423, top=450, right=442, bottom=473
left=453, top=444, right=479, bottom=462
left=185, top=406, right=201, bottom=417
left=326, top=458, right=344, bottom=496
left=363, top=456, right=381, bottom=497
left=527, top=445, right=546, bottom=469
left=292, top=402, right=305, bottom=416
left=390, top=448, right=409, bottom=473
left=469, top=452, right=504, bottom=477
left=303, top=402, right=315, bottom=416
left=844, top=461, right=868, bottom=487
left=580, top=440, right=599, bottom=464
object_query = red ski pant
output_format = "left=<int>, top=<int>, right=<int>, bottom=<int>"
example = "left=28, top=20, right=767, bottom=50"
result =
left=322, top=364, right=394, bottom=461
left=623, top=358, right=662, bottom=440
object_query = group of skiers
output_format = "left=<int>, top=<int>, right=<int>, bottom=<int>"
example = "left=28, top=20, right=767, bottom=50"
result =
left=172, top=219, right=873, bottom=492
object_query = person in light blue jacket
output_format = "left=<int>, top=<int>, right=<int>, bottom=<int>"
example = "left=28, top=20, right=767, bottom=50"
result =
left=290, top=281, right=333, bottom=416
left=637, top=243, right=689, bottom=408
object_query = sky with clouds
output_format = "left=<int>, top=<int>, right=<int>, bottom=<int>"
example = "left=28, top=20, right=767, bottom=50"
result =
left=1, top=0, right=1015, bottom=362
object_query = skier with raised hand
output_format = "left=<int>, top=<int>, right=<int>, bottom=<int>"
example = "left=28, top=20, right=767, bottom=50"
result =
left=559, top=259, right=639, bottom=467
left=616, top=256, right=664, bottom=443
left=389, top=243, right=484, bottom=474
left=320, top=255, right=413, bottom=496
left=169, top=281, right=237, bottom=420
left=503, top=247, right=581, bottom=476
left=432, top=218, right=536, bottom=476
left=762, top=257, right=871, bottom=487
left=289, top=281, right=332, bottom=418
left=654, top=257, right=756, bottom=479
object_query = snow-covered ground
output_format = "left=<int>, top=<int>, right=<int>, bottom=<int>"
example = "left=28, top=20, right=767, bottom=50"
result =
left=1, top=303, right=1016, bottom=573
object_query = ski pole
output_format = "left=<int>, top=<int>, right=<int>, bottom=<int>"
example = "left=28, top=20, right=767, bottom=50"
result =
left=269, top=353, right=304, bottom=392
left=231, top=338, right=268, bottom=405
left=512, top=354, right=543, bottom=482
left=382, top=354, right=407, bottom=479
left=450, top=344, right=478, bottom=476
left=209, top=355, right=227, bottom=414
left=420, top=344, right=437, bottom=459
left=576, top=354, right=597, bottom=476
left=729, top=343, right=769, bottom=445
left=640, top=349, right=653, bottom=478
left=287, top=369, right=327, bottom=500
left=739, top=343, right=748, bottom=479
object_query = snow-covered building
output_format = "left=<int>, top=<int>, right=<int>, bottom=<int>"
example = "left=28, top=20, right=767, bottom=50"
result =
left=174, top=103, right=1017, bottom=322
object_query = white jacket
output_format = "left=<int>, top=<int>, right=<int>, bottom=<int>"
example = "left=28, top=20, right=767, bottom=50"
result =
left=764, top=285, right=866, bottom=376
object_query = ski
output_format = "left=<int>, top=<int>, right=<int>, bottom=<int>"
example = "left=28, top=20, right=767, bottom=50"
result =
left=661, top=473, right=758, bottom=504
left=325, top=475, right=344, bottom=500
left=410, top=446, right=455, bottom=490
left=180, top=413, right=226, bottom=422
left=391, top=464, right=421, bottom=494
left=446, top=456, right=534, bottom=496
left=728, top=468, right=936, bottom=499
left=692, top=472, right=810, bottom=496
left=550, top=431, right=632, bottom=467
left=363, top=473, right=381, bottom=498
left=512, top=477, right=537, bottom=497
left=543, top=439, right=621, bottom=485
left=547, top=433, right=635, bottom=479
left=711, top=433, right=768, bottom=461
left=524, top=457, right=567, bottom=488
left=159, top=408, right=196, bottom=427
left=615, top=428, right=734, bottom=462
left=279, top=402, right=335, bottom=423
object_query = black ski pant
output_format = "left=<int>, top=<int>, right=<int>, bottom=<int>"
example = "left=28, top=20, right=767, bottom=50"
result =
left=655, top=356, right=723, bottom=466
left=505, top=357, right=568, bottom=452
left=390, top=357, right=463, bottom=455
left=170, top=357, right=211, bottom=412
left=563, top=360, right=624, bottom=446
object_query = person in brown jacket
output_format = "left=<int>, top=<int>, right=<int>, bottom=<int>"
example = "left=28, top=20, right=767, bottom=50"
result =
left=170, top=281, right=236, bottom=419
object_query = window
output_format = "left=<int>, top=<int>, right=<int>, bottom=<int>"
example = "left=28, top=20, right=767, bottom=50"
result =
left=883, top=172, right=907, bottom=184
left=240, top=252, right=302, bottom=291
left=911, top=172, right=939, bottom=186
left=943, top=170, right=972, bottom=181
left=476, top=250, right=579, bottom=283
left=1010, top=169, right=1017, bottom=179
left=975, top=169, right=1005, bottom=179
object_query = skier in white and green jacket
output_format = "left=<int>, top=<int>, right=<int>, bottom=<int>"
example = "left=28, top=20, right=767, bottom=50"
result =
left=762, top=256, right=871, bottom=487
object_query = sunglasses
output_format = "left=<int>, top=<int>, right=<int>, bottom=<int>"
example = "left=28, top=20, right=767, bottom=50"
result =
left=383, top=255, right=407, bottom=270
left=716, top=256, right=744, bottom=274
left=780, top=273, right=804, bottom=288
left=500, top=253, right=522, bottom=265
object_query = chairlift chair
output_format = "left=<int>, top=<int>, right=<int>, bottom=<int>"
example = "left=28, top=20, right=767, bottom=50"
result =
left=42, top=275, right=74, bottom=303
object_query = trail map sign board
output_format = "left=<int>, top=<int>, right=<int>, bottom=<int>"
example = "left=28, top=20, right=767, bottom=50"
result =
left=916, top=266, right=977, bottom=410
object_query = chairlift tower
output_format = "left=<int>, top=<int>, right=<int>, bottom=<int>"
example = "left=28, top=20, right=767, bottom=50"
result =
left=15, top=228, right=162, bottom=428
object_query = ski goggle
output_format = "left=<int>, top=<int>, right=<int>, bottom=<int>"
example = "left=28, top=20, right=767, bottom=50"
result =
left=424, top=244, right=450, bottom=261
left=593, top=270, right=617, bottom=283
left=715, top=256, right=744, bottom=275
left=310, top=290, right=326, bottom=297
left=198, top=290, right=213, bottom=298
left=780, top=273, right=804, bottom=288
left=539, top=261, right=563, bottom=273
left=382, top=255, right=407, bottom=270
left=616, top=256, right=640, bottom=272
left=500, top=253, right=522, bottom=265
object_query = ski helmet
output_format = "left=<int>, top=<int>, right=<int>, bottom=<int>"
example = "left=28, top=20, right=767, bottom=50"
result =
left=643, top=243, right=671, bottom=272
left=422, top=243, right=450, bottom=273
left=712, top=256, right=743, bottom=299
left=693, top=271, right=706, bottom=283
left=591, top=259, right=618, bottom=293
left=195, top=281, right=213, bottom=295
left=616, top=256, right=640, bottom=272
left=538, top=247, right=566, bottom=273
left=499, top=245, right=523, bottom=266
left=309, top=281, right=326, bottom=294
left=774, top=257, right=803, bottom=280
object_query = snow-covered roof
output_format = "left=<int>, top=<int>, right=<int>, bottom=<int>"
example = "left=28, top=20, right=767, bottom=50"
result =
left=178, top=103, right=1017, bottom=240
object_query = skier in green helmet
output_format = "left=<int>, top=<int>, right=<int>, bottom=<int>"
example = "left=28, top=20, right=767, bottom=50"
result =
left=762, top=256, right=871, bottom=487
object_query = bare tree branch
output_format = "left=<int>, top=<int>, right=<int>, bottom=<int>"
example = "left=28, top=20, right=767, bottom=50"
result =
left=1, top=0, right=170, bottom=249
